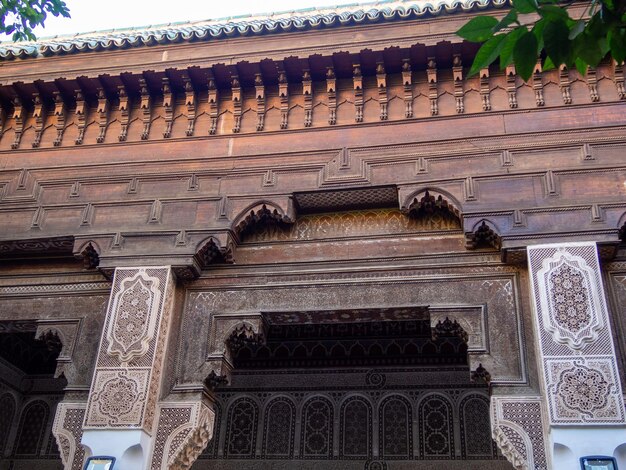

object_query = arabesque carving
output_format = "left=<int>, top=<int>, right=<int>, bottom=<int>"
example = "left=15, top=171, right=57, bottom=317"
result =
left=106, top=270, right=162, bottom=363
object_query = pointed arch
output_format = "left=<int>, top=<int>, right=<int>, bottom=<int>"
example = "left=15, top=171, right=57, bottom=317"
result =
left=14, top=399, right=49, bottom=456
left=232, top=200, right=295, bottom=241
left=262, top=396, right=295, bottom=458
left=0, top=392, right=17, bottom=455
left=465, top=219, right=501, bottom=250
left=400, top=188, right=462, bottom=229
left=379, top=394, right=412, bottom=459
left=224, top=397, right=259, bottom=458
left=418, top=393, right=454, bottom=458
left=340, top=395, right=372, bottom=458
left=300, top=396, right=333, bottom=459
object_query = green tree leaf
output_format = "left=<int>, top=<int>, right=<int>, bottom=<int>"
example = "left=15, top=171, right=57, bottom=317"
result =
left=544, top=19, right=572, bottom=65
left=513, top=31, right=539, bottom=80
left=568, top=20, right=586, bottom=39
left=457, top=16, right=499, bottom=42
left=499, top=26, right=528, bottom=69
left=493, top=10, right=519, bottom=33
left=469, top=34, right=507, bottom=76
left=514, top=0, right=539, bottom=14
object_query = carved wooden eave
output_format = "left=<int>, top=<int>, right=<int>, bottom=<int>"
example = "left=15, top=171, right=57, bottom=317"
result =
left=465, top=220, right=502, bottom=250
left=400, top=189, right=462, bottom=223
left=233, top=202, right=296, bottom=242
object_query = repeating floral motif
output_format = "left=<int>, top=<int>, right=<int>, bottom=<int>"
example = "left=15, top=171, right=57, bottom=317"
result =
left=106, top=270, right=162, bottom=363
left=546, top=358, right=623, bottom=423
left=549, top=264, right=590, bottom=334
left=88, top=369, right=148, bottom=426
left=536, top=248, right=602, bottom=351
left=529, top=243, right=626, bottom=426
left=85, top=267, right=174, bottom=431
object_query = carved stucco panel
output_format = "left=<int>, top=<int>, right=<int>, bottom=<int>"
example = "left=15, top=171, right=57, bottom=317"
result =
left=528, top=242, right=626, bottom=426
left=536, top=249, right=603, bottom=350
left=106, top=270, right=162, bottom=363
left=151, top=401, right=215, bottom=470
left=544, top=357, right=624, bottom=423
left=86, top=368, right=150, bottom=427
left=491, top=396, right=548, bottom=470
left=52, top=402, right=86, bottom=470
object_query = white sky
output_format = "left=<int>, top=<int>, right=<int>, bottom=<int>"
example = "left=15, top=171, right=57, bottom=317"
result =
left=9, top=0, right=361, bottom=40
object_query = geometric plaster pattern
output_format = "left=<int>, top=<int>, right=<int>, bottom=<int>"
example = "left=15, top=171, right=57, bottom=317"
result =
left=528, top=242, right=626, bottom=425
left=85, top=267, right=175, bottom=431
left=151, top=401, right=215, bottom=470
left=52, top=402, right=86, bottom=470
left=491, top=396, right=548, bottom=470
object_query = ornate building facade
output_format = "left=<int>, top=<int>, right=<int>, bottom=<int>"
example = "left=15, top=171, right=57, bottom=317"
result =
left=0, top=1, right=625, bottom=469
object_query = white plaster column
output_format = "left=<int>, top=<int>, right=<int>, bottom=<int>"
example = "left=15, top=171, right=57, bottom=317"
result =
left=527, top=242, right=626, bottom=469
left=80, top=266, right=176, bottom=470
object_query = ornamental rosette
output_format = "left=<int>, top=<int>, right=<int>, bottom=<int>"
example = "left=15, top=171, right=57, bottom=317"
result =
left=537, top=250, right=603, bottom=350
left=556, top=364, right=609, bottom=416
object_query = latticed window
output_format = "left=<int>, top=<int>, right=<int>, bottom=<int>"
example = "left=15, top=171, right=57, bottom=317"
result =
left=0, top=393, right=16, bottom=455
left=14, top=400, right=48, bottom=456
left=380, top=396, right=411, bottom=458
left=461, top=396, right=494, bottom=458
left=263, top=398, right=294, bottom=458
left=420, top=395, right=453, bottom=458
left=225, top=398, right=258, bottom=458
left=341, top=397, right=370, bottom=457
left=301, top=397, right=333, bottom=458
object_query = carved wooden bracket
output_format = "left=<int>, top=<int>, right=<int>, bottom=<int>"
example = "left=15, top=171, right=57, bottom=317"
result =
left=614, top=60, right=626, bottom=99
left=74, top=89, right=87, bottom=144
left=326, top=67, right=337, bottom=125
left=533, top=61, right=545, bottom=107
left=376, top=62, right=388, bottom=120
left=162, top=77, right=173, bottom=138
left=302, top=70, right=313, bottom=127
left=402, top=59, right=413, bottom=118
left=587, top=67, right=599, bottom=102
left=427, top=57, right=438, bottom=115
left=353, top=64, right=363, bottom=122
left=254, top=73, right=266, bottom=131
left=138, top=78, right=151, bottom=140
left=400, top=188, right=462, bottom=222
left=231, top=76, right=242, bottom=133
left=31, top=93, right=46, bottom=148
left=559, top=65, right=572, bottom=104
left=208, top=75, right=219, bottom=135
left=480, top=68, right=491, bottom=111
left=118, top=85, right=130, bottom=141
left=278, top=71, right=289, bottom=129
left=52, top=91, right=67, bottom=146
left=96, top=88, right=109, bottom=143
left=184, top=76, right=197, bottom=136
left=452, top=55, right=464, bottom=114
left=506, top=65, right=518, bottom=108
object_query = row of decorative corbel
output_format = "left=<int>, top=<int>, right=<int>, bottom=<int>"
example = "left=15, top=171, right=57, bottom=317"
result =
left=5, top=59, right=623, bottom=149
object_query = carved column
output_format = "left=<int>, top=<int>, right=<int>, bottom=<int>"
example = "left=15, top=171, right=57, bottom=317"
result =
left=80, top=267, right=177, bottom=469
left=525, top=242, right=626, bottom=469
